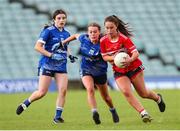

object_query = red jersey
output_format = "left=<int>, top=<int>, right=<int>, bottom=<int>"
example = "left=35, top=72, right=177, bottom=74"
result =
left=100, top=33, right=142, bottom=73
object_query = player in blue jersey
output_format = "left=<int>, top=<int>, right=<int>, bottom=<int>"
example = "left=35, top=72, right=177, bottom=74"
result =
left=58, top=22, right=119, bottom=124
left=16, top=9, right=75, bottom=124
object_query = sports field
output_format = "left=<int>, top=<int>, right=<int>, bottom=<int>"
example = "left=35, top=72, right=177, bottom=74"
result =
left=0, top=89, right=179, bottom=130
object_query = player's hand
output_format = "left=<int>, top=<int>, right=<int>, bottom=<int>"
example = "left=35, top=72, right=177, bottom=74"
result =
left=51, top=41, right=64, bottom=51
left=109, top=60, right=114, bottom=65
left=121, top=57, right=132, bottom=67
left=51, top=53, right=65, bottom=61
left=69, top=55, right=78, bottom=63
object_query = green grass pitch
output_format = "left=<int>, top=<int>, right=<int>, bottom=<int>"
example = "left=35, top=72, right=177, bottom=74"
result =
left=0, top=89, right=180, bottom=130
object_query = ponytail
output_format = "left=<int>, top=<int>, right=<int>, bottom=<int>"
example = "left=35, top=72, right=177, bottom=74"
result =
left=104, top=15, right=133, bottom=37
left=43, top=21, right=54, bottom=29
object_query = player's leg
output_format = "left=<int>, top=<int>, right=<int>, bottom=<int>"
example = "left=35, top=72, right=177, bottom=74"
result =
left=53, top=73, right=68, bottom=124
left=96, top=83, right=113, bottom=108
left=82, top=75, right=101, bottom=124
left=131, top=71, right=166, bottom=112
left=116, top=76, right=152, bottom=123
left=96, top=83, right=119, bottom=123
left=16, top=75, right=52, bottom=115
left=94, top=74, right=119, bottom=123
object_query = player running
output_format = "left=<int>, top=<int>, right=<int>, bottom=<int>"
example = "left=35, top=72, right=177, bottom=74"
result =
left=16, top=9, right=75, bottom=124
left=100, top=15, right=166, bottom=123
left=55, top=22, right=119, bottom=124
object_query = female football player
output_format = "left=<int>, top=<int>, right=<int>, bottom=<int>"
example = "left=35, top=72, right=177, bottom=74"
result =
left=100, top=15, right=166, bottom=123
left=59, top=22, right=119, bottom=124
left=16, top=9, right=74, bottom=124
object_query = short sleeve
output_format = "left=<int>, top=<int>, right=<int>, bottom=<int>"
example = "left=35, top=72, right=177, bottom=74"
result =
left=124, top=38, right=137, bottom=53
left=78, top=34, right=86, bottom=43
left=37, top=29, right=50, bottom=44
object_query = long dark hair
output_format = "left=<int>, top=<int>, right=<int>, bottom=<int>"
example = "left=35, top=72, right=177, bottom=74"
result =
left=104, top=15, right=133, bottom=37
left=44, top=9, right=67, bottom=29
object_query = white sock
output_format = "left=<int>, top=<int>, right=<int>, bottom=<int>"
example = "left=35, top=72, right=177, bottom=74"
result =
left=28, top=98, right=31, bottom=103
left=91, top=108, right=97, bottom=113
left=109, top=107, right=115, bottom=111
left=140, top=109, right=148, bottom=116
left=157, top=96, right=161, bottom=104
left=56, top=106, right=63, bottom=111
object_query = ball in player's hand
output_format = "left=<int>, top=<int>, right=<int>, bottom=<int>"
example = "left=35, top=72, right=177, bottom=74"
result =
left=114, top=52, right=130, bottom=68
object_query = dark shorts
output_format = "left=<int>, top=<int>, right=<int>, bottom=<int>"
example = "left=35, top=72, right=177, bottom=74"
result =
left=114, top=65, right=145, bottom=80
left=38, top=68, right=67, bottom=77
left=81, top=70, right=107, bottom=85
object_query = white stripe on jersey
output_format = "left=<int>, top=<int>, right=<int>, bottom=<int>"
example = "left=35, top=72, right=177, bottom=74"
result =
left=120, top=33, right=128, bottom=39
left=47, top=26, right=55, bottom=30
left=129, top=45, right=136, bottom=50
left=37, top=39, right=46, bottom=44
left=131, top=49, right=137, bottom=53
left=101, top=50, right=119, bottom=56
left=102, top=49, right=137, bottom=56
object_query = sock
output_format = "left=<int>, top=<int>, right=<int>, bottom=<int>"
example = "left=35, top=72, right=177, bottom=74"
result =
left=91, top=108, right=97, bottom=114
left=55, top=107, right=63, bottom=119
left=140, top=109, right=148, bottom=116
left=109, top=108, right=116, bottom=114
left=23, top=99, right=31, bottom=107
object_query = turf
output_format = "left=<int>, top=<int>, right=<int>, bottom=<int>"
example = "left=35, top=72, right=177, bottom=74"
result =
left=0, top=89, right=179, bottom=130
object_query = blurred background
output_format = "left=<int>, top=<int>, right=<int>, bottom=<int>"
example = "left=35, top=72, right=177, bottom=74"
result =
left=0, top=0, right=180, bottom=93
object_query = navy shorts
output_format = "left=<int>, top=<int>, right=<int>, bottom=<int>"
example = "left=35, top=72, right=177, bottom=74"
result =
left=38, top=68, right=67, bottom=77
left=114, top=65, right=145, bottom=80
left=81, top=70, right=107, bottom=85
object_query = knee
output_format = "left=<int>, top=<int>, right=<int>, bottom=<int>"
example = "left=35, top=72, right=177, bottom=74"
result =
left=37, top=90, right=47, bottom=98
left=87, top=88, right=95, bottom=96
left=103, top=96, right=111, bottom=103
left=122, top=90, right=132, bottom=98
left=59, top=87, right=67, bottom=97
left=137, top=89, right=150, bottom=98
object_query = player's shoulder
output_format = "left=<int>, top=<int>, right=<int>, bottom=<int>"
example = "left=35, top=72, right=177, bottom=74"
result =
left=63, top=28, right=71, bottom=35
left=100, top=35, right=108, bottom=43
left=80, top=33, right=88, bottom=38
left=119, top=33, right=129, bottom=40
left=46, top=25, right=56, bottom=31
left=41, top=26, right=55, bottom=34
left=79, top=33, right=89, bottom=41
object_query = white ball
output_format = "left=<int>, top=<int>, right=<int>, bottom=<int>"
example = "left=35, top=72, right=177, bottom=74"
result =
left=114, top=52, right=130, bottom=68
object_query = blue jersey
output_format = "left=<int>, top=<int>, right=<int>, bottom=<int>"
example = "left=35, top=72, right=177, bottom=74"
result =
left=37, top=25, right=70, bottom=72
left=78, top=34, right=108, bottom=76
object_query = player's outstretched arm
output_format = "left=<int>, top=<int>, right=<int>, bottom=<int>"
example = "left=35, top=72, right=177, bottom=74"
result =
left=62, top=34, right=80, bottom=45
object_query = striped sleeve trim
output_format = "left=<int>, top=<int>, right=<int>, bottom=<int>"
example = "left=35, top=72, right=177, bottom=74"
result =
left=131, top=49, right=137, bottom=53
left=37, top=39, right=46, bottom=44
left=101, top=50, right=118, bottom=56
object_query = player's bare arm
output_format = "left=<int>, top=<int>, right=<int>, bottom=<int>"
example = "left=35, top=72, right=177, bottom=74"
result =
left=34, top=41, right=52, bottom=57
left=62, top=34, right=80, bottom=45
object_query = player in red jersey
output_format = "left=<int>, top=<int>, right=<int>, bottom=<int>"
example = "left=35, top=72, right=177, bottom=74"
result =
left=100, top=15, right=166, bottom=123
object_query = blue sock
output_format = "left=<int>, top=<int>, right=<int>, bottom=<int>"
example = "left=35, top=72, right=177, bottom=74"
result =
left=55, top=107, right=63, bottom=119
left=23, top=99, right=31, bottom=107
